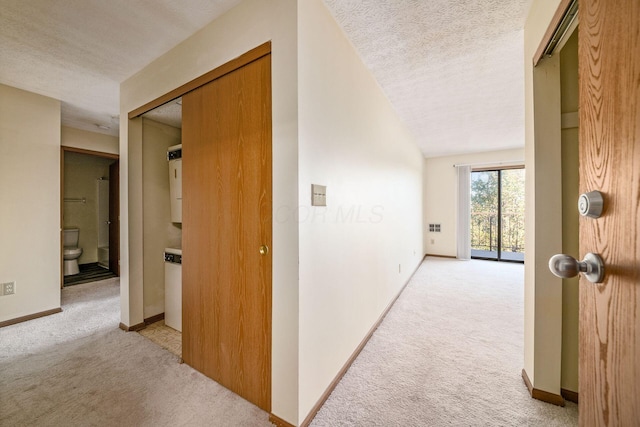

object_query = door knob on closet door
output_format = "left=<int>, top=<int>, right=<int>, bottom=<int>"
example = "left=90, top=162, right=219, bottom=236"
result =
left=548, top=253, right=605, bottom=283
left=259, top=245, right=269, bottom=256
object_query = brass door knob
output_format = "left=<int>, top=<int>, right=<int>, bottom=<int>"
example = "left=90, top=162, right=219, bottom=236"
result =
left=259, top=245, right=269, bottom=256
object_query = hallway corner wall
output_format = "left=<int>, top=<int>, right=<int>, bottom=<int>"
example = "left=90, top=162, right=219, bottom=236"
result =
left=0, top=84, right=61, bottom=323
left=523, top=0, right=564, bottom=397
left=297, top=0, right=424, bottom=422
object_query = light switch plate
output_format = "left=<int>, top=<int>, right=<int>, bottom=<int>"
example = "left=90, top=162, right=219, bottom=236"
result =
left=311, top=184, right=327, bottom=206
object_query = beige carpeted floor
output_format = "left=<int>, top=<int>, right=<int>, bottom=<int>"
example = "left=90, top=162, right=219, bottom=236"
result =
left=310, top=257, right=578, bottom=426
left=0, top=278, right=272, bottom=427
left=0, top=259, right=578, bottom=426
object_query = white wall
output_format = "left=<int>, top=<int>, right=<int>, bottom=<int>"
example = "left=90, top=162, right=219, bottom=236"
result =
left=523, top=0, right=564, bottom=396
left=0, top=84, right=61, bottom=322
left=122, top=117, right=143, bottom=328
left=63, top=152, right=114, bottom=264
left=142, top=118, right=182, bottom=319
left=423, top=149, right=525, bottom=257
left=61, top=126, right=119, bottom=155
left=297, top=0, right=424, bottom=422
left=119, top=0, right=299, bottom=422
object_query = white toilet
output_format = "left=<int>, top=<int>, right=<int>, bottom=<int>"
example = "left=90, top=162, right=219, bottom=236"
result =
left=63, top=228, right=83, bottom=276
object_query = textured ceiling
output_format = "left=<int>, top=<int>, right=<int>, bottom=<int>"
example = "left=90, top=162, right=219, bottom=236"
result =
left=323, top=0, right=531, bottom=157
left=0, top=0, right=241, bottom=136
left=142, top=98, right=182, bottom=129
left=1, top=0, right=530, bottom=157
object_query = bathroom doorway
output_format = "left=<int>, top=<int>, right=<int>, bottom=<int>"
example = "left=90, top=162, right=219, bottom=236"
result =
left=61, top=147, right=119, bottom=287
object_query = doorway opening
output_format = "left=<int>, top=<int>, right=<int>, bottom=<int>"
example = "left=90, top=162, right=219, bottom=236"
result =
left=127, top=43, right=273, bottom=412
left=136, top=98, right=184, bottom=356
left=470, top=167, right=525, bottom=262
left=61, top=147, right=119, bottom=287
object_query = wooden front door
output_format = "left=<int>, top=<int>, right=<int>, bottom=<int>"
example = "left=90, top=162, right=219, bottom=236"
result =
left=181, top=54, right=272, bottom=411
left=579, top=0, right=640, bottom=424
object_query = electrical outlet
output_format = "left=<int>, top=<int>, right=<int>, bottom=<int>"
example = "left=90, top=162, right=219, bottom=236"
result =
left=2, top=281, right=15, bottom=296
left=430, top=239, right=435, bottom=244
left=399, top=264, right=401, bottom=273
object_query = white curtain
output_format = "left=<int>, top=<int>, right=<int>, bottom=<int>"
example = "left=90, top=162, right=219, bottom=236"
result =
left=456, top=166, right=471, bottom=260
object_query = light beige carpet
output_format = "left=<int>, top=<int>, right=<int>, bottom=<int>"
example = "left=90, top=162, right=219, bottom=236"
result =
left=1, top=259, right=579, bottom=426
left=310, top=257, right=578, bottom=426
left=0, top=278, right=272, bottom=427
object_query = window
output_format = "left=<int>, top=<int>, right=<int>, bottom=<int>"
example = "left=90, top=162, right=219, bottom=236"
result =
left=470, top=168, right=525, bottom=262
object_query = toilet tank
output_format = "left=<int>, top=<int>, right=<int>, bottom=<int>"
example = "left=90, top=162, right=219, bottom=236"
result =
left=64, top=228, right=79, bottom=247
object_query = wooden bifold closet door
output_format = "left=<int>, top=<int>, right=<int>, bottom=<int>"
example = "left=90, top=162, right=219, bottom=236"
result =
left=181, top=53, right=272, bottom=412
